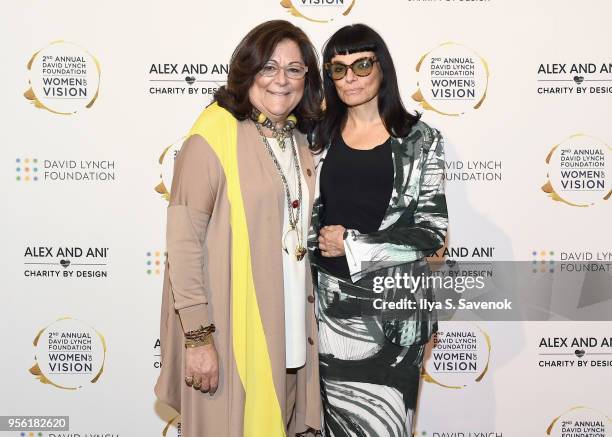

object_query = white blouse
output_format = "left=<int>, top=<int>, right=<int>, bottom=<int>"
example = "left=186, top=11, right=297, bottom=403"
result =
left=267, top=136, right=309, bottom=369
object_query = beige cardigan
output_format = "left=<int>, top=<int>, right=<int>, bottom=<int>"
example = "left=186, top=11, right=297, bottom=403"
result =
left=154, top=113, right=321, bottom=436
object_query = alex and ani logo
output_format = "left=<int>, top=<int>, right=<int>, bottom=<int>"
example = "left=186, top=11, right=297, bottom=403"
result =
left=23, top=245, right=110, bottom=279
left=16, top=158, right=39, bottom=182
left=280, top=0, right=356, bottom=23
left=24, top=41, right=101, bottom=114
left=413, top=42, right=489, bottom=116
left=536, top=62, right=612, bottom=95
left=148, top=62, right=227, bottom=97
left=538, top=335, right=612, bottom=368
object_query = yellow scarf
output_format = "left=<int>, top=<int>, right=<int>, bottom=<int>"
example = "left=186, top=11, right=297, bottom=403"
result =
left=188, top=102, right=285, bottom=436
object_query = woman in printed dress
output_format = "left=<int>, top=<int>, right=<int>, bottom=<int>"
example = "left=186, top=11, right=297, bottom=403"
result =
left=309, top=23, right=448, bottom=437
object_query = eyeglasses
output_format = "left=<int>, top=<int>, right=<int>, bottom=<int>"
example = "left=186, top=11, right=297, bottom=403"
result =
left=324, top=57, right=379, bottom=81
left=259, top=61, right=308, bottom=79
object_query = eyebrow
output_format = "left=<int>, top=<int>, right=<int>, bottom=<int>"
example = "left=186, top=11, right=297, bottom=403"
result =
left=266, top=59, right=305, bottom=65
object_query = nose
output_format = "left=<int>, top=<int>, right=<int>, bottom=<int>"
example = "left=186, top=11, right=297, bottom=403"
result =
left=273, top=67, right=289, bottom=85
left=344, top=67, right=357, bottom=83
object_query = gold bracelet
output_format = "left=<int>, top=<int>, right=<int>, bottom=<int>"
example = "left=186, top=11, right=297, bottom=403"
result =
left=184, top=324, right=216, bottom=340
left=184, top=324, right=215, bottom=348
left=185, top=334, right=214, bottom=348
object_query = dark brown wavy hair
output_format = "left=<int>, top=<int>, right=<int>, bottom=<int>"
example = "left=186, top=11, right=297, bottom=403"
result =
left=213, top=20, right=323, bottom=134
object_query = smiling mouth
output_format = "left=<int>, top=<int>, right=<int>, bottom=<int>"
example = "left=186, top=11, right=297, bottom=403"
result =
left=344, top=89, right=362, bottom=94
left=268, top=91, right=290, bottom=96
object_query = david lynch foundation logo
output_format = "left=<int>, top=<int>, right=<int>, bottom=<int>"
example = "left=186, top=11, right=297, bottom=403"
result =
left=280, top=0, right=356, bottom=23
left=532, top=249, right=556, bottom=273
left=29, top=317, right=106, bottom=390
left=444, top=159, right=502, bottom=183
left=412, top=42, right=489, bottom=116
left=162, top=415, right=181, bottom=437
left=422, top=322, right=491, bottom=389
left=155, top=138, right=184, bottom=201
left=24, top=41, right=101, bottom=114
left=14, top=157, right=116, bottom=182
left=147, top=251, right=167, bottom=275
left=15, top=158, right=39, bottom=182
left=541, top=134, right=611, bottom=207
left=546, top=406, right=611, bottom=436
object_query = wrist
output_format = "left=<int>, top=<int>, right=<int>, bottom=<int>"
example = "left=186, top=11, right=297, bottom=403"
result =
left=184, top=324, right=216, bottom=348
left=185, top=337, right=214, bottom=348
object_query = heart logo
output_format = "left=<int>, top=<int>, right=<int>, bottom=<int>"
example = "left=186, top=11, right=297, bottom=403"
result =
left=573, top=76, right=584, bottom=84
left=60, top=259, right=71, bottom=268
left=574, top=349, right=585, bottom=358
left=185, top=76, right=196, bottom=85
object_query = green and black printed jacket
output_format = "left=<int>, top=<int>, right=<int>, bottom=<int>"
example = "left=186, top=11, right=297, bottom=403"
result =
left=307, top=119, right=448, bottom=346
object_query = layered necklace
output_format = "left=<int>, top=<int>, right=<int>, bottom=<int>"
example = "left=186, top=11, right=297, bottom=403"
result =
left=252, top=108, right=297, bottom=149
left=253, top=117, right=307, bottom=262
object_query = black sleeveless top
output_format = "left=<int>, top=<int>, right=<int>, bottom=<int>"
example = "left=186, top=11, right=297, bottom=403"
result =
left=315, top=133, right=394, bottom=279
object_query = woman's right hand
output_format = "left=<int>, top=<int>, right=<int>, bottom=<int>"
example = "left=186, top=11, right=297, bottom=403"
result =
left=185, top=342, right=219, bottom=394
left=319, top=225, right=346, bottom=257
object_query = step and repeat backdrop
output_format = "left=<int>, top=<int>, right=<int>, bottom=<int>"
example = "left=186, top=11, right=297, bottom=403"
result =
left=1, top=0, right=611, bottom=436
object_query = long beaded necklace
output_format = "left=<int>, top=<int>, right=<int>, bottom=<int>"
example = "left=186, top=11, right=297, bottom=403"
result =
left=254, top=121, right=307, bottom=261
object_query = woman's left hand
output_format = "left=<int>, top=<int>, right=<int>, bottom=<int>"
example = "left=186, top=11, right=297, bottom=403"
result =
left=318, top=225, right=346, bottom=257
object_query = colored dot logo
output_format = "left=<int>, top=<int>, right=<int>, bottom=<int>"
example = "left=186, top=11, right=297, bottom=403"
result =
left=532, top=250, right=555, bottom=273
left=20, top=432, right=44, bottom=436
left=146, top=251, right=167, bottom=275
left=16, top=158, right=38, bottom=181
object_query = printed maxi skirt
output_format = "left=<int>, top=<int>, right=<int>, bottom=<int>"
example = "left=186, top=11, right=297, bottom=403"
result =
left=316, top=269, right=428, bottom=437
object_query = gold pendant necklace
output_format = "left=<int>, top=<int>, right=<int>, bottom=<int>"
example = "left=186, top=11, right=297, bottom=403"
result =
left=283, top=225, right=307, bottom=261
left=255, top=122, right=306, bottom=261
